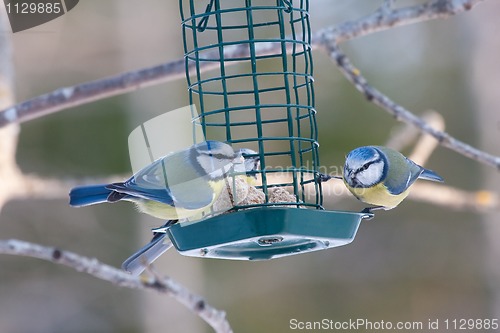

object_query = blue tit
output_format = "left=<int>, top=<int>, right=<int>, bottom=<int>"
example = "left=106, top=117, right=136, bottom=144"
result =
left=121, top=148, right=261, bottom=275
left=69, top=141, right=245, bottom=220
left=236, top=148, right=260, bottom=185
left=343, top=146, right=443, bottom=212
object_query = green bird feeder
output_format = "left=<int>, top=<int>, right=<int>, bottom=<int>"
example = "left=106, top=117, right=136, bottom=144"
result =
left=164, top=0, right=371, bottom=260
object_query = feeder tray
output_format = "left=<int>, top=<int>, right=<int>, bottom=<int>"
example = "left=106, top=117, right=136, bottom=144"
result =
left=165, top=208, right=371, bottom=260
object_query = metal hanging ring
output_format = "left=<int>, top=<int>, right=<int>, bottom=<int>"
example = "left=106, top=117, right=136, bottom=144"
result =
left=197, top=0, right=215, bottom=32
left=281, top=0, right=293, bottom=13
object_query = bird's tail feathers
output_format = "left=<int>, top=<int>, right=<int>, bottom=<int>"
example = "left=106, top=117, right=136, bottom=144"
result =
left=122, top=233, right=173, bottom=276
left=419, top=169, right=444, bottom=182
left=69, top=184, right=112, bottom=207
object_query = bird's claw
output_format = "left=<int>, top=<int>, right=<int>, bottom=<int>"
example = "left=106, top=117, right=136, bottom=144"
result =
left=359, top=206, right=384, bottom=220
left=361, top=207, right=373, bottom=214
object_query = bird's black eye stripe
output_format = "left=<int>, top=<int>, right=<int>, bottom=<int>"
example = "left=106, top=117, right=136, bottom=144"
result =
left=354, top=159, right=380, bottom=175
left=359, top=163, right=370, bottom=172
left=208, top=152, right=232, bottom=160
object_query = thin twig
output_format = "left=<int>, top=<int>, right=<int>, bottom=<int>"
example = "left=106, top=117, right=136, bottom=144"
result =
left=320, top=41, right=500, bottom=170
left=0, top=1, right=492, bottom=169
left=0, top=170, right=128, bottom=213
left=0, top=7, right=232, bottom=328
left=268, top=177, right=499, bottom=212
left=409, top=182, right=498, bottom=212
left=407, top=112, right=444, bottom=166
left=0, top=0, right=492, bottom=170
left=0, top=1, right=494, bottom=208
left=0, top=239, right=233, bottom=333
left=387, top=110, right=445, bottom=166
left=0, top=42, right=278, bottom=128
left=0, top=5, right=19, bottom=211
left=316, top=0, right=484, bottom=44
left=0, top=61, right=184, bottom=127
left=0, top=0, right=485, bottom=127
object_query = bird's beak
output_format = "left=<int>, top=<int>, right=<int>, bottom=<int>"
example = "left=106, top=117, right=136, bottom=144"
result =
left=344, top=169, right=356, bottom=184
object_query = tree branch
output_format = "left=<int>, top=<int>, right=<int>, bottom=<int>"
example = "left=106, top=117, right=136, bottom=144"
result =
left=319, top=0, right=499, bottom=170
left=0, top=2, right=494, bottom=329
left=0, top=42, right=277, bottom=128
left=316, top=0, right=484, bottom=44
left=0, top=0, right=485, bottom=129
left=0, top=0, right=492, bottom=169
left=0, top=1, right=494, bottom=211
left=0, top=239, right=233, bottom=333
left=408, top=182, right=498, bottom=212
left=319, top=40, right=500, bottom=170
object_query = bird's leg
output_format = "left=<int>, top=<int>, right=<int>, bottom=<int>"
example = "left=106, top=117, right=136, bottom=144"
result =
left=360, top=206, right=385, bottom=215
left=151, top=219, right=177, bottom=234
left=317, top=173, right=342, bottom=183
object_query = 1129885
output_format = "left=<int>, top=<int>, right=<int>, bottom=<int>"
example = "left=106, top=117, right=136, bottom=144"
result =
left=6, top=2, right=62, bottom=14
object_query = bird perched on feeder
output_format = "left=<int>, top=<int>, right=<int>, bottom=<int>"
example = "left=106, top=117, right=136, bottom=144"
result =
left=69, top=142, right=260, bottom=275
left=120, top=147, right=261, bottom=275
left=69, top=141, right=259, bottom=220
left=343, top=146, right=443, bottom=213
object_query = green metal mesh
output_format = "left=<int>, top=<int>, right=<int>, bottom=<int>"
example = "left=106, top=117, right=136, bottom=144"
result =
left=180, top=0, right=323, bottom=209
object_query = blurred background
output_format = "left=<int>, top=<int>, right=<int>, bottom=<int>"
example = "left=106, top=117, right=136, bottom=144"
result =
left=1, top=0, right=499, bottom=332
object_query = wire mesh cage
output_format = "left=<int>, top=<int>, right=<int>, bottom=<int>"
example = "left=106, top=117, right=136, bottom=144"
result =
left=165, top=0, right=369, bottom=260
left=181, top=0, right=320, bottom=208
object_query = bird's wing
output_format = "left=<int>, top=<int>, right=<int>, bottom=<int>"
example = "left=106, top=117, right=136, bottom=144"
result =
left=108, top=151, right=215, bottom=209
left=377, top=147, right=422, bottom=195
left=403, top=157, right=425, bottom=185
left=106, top=181, right=176, bottom=206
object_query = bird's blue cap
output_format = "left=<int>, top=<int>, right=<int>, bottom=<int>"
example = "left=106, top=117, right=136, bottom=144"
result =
left=346, top=146, right=378, bottom=161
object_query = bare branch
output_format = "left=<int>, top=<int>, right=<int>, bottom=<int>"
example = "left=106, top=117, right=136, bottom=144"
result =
left=385, top=111, right=444, bottom=153
left=0, top=5, right=19, bottom=211
left=0, top=42, right=278, bottom=128
left=9, top=174, right=128, bottom=201
left=402, top=111, right=445, bottom=166
left=0, top=168, right=128, bottom=213
left=0, top=0, right=492, bottom=170
left=0, top=61, right=184, bottom=127
left=0, top=7, right=234, bottom=333
left=0, top=0, right=492, bottom=172
left=269, top=178, right=499, bottom=212
left=317, top=0, right=484, bottom=44
left=320, top=41, right=500, bottom=170
left=409, top=182, right=498, bottom=212
left=0, top=0, right=484, bottom=128
left=0, top=1, right=496, bottom=211
left=0, top=239, right=233, bottom=333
